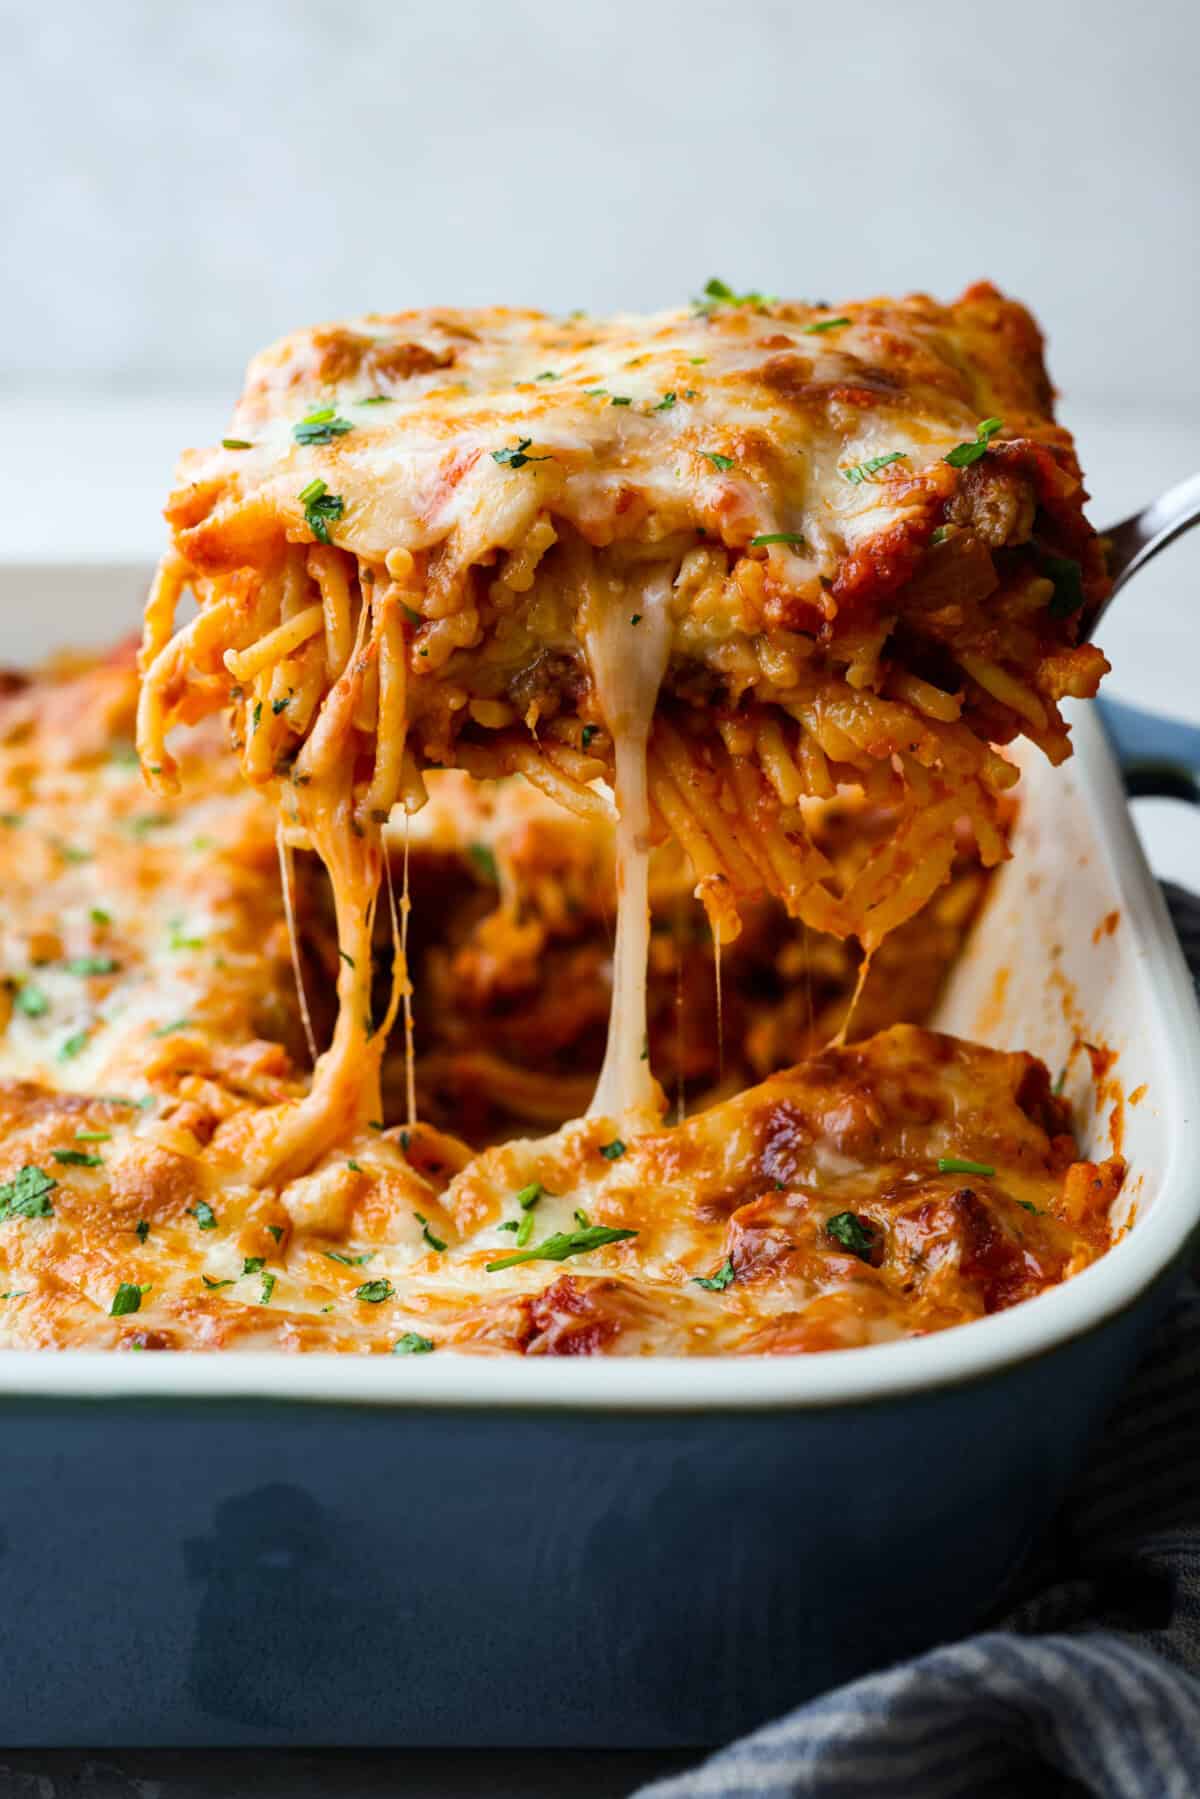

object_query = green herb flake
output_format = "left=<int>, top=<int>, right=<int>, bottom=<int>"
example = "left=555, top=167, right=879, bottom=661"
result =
left=62, top=954, right=118, bottom=977
left=945, top=416, right=1004, bottom=469
left=298, top=478, right=346, bottom=544
left=260, top=1272, right=277, bottom=1305
left=75, top=1130, right=110, bottom=1143
left=574, top=1207, right=590, bottom=1229
left=802, top=315, right=851, bottom=334
left=1043, top=554, right=1085, bottom=618
left=127, top=813, right=170, bottom=838
left=90, top=906, right=112, bottom=927
left=584, top=387, right=608, bottom=398
left=1017, top=1200, right=1041, bottom=1215
left=267, top=1224, right=285, bottom=1243
left=58, top=1031, right=89, bottom=1061
left=936, top=1156, right=996, bottom=1177
left=842, top=451, right=907, bottom=485
left=202, top=1275, right=235, bottom=1290
left=56, top=843, right=91, bottom=864
left=468, top=841, right=500, bottom=883
left=515, top=1210, right=535, bottom=1247
left=610, top=395, right=632, bottom=406
left=824, top=1212, right=878, bottom=1261
left=486, top=1224, right=637, bottom=1272
left=630, top=613, right=642, bottom=625
left=347, top=1159, right=362, bottom=1173
left=695, top=278, right=776, bottom=314
left=323, top=1249, right=374, bottom=1267
left=700, top=451, right=735, bottom=472
left=535, top=370, right=559, bottom=381
left=516, top=1182, right=543, bottom=1210
left=415, top=1211, right=447, bottom=1252
left=135, top=1219, right=149, bottom=1243
left=930, top=525, right=949, bottom=545
left=293, top=409, right=355, bottom=447
left=271, top=696, right=291, bottom=716
left=654, top=392, right=677, bottom=411
left=491, top=437, right=551, bottom=470
left=0, top=1164, right=56, bottom=1222
left=110, top=1281, right=149, bottom=1317
left=357, top=394, right=394, bottom=406
left=581, top=724, right=599, bottom=750
left=51, top=1148, right=102, bottom=1167
left=497, top=1221, right=520, bottom=1233
left=242, top=1256, right=265, bottom=1275
left=187, top=1200, right=218, bottom=1231
left=393, top=1331, right=435, bottom=1354
left=693, top=1257, right=737, bottom=1291
left=152, top=1018, right=192, bottom=1037
left=1053, top=1066, right=1067, bottom=1096
left=14, top=985, right=48, bottom=1018
left=356, top=1278, right=395, bottom=1303
left=750, top=532, right=807, bottom=548
left=222, top=438, right=253, bottom=450
left=598, top=1138, right=627, bottom=1161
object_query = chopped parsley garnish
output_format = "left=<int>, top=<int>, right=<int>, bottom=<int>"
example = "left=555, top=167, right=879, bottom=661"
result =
left=347, top=1159, right=362, bottom=1173
left=90, top=906, right=112, bottom=927
left=491, top=437, right=551, bottom=470
left=167, top=921, right=204, bottom=951
left=610, top=395, right=632, bottom=406
left=242, top=1256, right=265, bottom=1275
left=323, top=1249, right=373, bottom=1267
left=700, top=451, right=735, bottom=472
left=75, top=1130, right=110, bottom=1142
left=515, top=1211, right=535, bottom=1248
left=1017, top=1201, right=1042, bottom=1215
left=415, top=1211, right=447, bottom=1253
left=654, top=392, right=677, bottom=411
left=135, top=1219, right=149, bottom=1243
left=271, top=696, right=291, bottom=715
left=498, top=1221, right=520, bottom=1233
left=298, top=478, right=345, bottom=544
left=750, top=532, right=807, bottom=548
left=62, top=954, right=118, bottom=977
left=152, top=1018, right=192, bottom=1037
left=222, top=438, right=252, bottom=450
left=535, top=370, right=559, bottom=381
left=516, top=1182, right=543, bottom=1210
left=357, top=394, right=394, bottom=406
left=202, top=1275, right=235, bottom=1290
left=468, top=842, right=499, bottom=883
left=126, top=813, right=170, bottom=838
left=267, top=1224, right=285, bottom=1243
left=842, top=451, right=907, bottom=485
left=598, top=1139, right=627, bottom=1161
left=694, top=278, right=776, bottom=314
left=393, top=1331, right=435, bottom=1354
left=930, top=525, right=949, bottom=545
left=824, top=1212, right=878, bottom=1261
left=694, top=1258, right=736, bottom=1291
left=292, top=407, right=355, bottom=447
left=945, top=416, right=1003, bottom=469
left=111, top=1282, right=148, bottom=1316
left=355, top=1278, right=395, bottom=1303
left=1053, top=1066, right=1067, bottom=1096
left=402, top=604, right=423, bottom=627
left=630, top=613, right=642, bottom=625
left=937, top=1156, right=996, bottom=1177
left=187, top=1200, right=218, bottom=1231
left=0, top=1164, right=56, bottom=1221
left=58, top=1031, right=89, bottom=1061
left=584, top=387, right=608, bottom=398
left=580, top=724, right=599, bottom=750
left=56, top=843, right=91, bottom=864
left=802, top=315, right=851, bottom=334
left=51, top=1148, right=102, bottom=1167
left=1043, top=554, right=1085, bottom=618
left=486, top=1224, right=637, bottom=1272
left=259, top=1272, right=276, bottom=1305
left=15, top=984, right=48, bottom=1018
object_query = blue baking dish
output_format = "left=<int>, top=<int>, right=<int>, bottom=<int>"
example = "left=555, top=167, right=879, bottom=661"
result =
left=0, top=701, right=1197, bottom=1748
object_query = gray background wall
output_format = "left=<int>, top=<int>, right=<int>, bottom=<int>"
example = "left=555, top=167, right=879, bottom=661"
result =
left=4, top=0, right=1198, bottom=408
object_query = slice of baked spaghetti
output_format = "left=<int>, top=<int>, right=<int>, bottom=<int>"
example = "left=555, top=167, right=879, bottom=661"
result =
left=137, top=283, right=1108, bottom=1169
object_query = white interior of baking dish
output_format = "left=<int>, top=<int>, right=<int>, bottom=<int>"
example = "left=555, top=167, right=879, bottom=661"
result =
left=0, top=568, right=1198, bottom=1407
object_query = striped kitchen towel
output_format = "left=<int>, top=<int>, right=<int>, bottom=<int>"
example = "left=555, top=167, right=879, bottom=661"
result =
left=636, top=889, right=1200, bottom=1798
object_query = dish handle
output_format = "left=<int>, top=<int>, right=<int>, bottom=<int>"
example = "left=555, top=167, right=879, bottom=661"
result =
left=1098, top=698, right=1200, bottom=895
